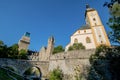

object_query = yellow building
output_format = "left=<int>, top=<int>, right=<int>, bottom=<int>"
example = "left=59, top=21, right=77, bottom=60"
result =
left=65, top=5, right=111, bottom=51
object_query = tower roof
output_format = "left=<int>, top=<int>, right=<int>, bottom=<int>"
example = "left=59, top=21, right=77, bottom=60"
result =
left=71, top=25, right=91, bottom=36
left=24, top=32, right=30, bottom=37
left=79, top=25, right=91, bottom=30
left=85, top=4, right=95, bottom=11
left=86, top=4, right=90, bottom=9
left=85, top=4, right=95, bottom=17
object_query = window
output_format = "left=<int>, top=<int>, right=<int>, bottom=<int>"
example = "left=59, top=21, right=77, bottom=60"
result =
left=84, top=30, right=86, bottom=33
left=93, top=18, right=96, bottom=21
left=86, top=37, right=91, bottom=43
left=99, top=35, right=101, bottom=37
left=78, top=30, right=80, bottom=34
left=95, top=23, right=97, bottom=26
left=74, top=38, right=78, bottom=43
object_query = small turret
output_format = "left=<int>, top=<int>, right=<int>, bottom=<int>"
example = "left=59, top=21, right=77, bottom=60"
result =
left=47, top=36, right=54, bottom=54
left=48, top=36, right=54, bottom=45
left=39, top=36, right=54, bottom=61
left=46, top=36, right=54, bottom=61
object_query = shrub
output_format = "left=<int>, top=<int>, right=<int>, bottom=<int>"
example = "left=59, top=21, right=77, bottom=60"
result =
left=53, top=45, right=64, bottom=54
left=49, top=67, right=63, bottom=80
left=68, top=43, right=85, bottom=51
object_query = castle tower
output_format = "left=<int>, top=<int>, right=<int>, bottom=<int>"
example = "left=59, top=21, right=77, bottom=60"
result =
left=85, top=4, right=111, bottom=47
left=18, top=32, right=30, bottom=51
left=39, top=36, right=54, bottom=61
left=46, top=36, right=54, bottom=60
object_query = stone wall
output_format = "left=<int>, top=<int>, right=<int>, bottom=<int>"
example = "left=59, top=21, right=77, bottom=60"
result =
left=49, top=49, right=95, bottom=80
left=0, top=49, right=95, bottom=80
left=50, top=49, right=95, bottom=60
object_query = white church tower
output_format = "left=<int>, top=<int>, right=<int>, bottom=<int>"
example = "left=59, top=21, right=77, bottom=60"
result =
left=85, top=4, right=110, bottom=47
left=65, top=4, right=110, bottom=51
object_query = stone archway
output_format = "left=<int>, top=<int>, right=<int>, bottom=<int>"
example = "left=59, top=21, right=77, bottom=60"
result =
left=23, top=66, right=42, bottom=80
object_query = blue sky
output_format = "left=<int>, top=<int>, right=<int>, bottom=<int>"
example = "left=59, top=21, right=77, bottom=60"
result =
left=0, top=0, right=110, bottom=51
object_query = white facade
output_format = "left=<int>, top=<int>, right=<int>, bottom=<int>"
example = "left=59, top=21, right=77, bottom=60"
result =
left=66, top=28, right=96, bottom=51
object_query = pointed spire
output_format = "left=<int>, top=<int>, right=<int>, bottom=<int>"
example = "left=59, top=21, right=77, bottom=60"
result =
left=86, top=4, right=90, bottom=9
left=48, top=36, right=55, bottom=43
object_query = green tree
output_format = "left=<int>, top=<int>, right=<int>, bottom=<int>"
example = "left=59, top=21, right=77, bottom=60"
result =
left=88, top=45, right=120, bottom=80
left=0, top=40, right=4, bottom=46
left=68, top=46, right=74, bottom=51
left=88, top=45, right=112, bottom=80
left=53, top=45, right=64, bottom=54
left=109, top=46, right=120, bottom=80
left=0, top=40, right=8, bottom=58
left=7, top=44, right=19, bottom=58
left=68, top=43, right=85, bottom=51
left=104, top=0, right=120, bottom=44
left=18, top=49, right=28, bottom=59
left=49, top=67, right=63, bottom=80
left=0, top=40, right=28, bottom=59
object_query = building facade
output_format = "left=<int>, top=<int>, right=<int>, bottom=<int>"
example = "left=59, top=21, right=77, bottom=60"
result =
left=65, top=5, right=111, bottom=51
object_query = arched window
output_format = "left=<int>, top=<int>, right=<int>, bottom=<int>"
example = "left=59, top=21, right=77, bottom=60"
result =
left=86, top=37, right=91, bottom=43
left=95, top=23, right=97, bottom=26
left=99, top=35, right=101, bottom=37
left=74, top=38, right=78, bottom=43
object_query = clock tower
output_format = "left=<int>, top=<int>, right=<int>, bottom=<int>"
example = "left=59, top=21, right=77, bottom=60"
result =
left=85, top=4, right=110, bottom=47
